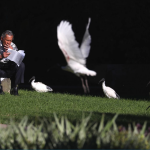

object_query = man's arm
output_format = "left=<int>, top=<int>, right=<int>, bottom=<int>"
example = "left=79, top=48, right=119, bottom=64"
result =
left=0, top=51, right=10, bottom=59
left=0, top=54, right=3, bottom=59
left=0, top=41, right=17, bottom=59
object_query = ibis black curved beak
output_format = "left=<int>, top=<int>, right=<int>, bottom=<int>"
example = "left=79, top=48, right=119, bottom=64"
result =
left=98, top=78, right=105, bottom=84
left=29, top=76, right=35, bottom=83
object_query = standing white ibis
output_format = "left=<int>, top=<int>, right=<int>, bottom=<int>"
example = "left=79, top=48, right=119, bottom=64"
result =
left=57, top=18, right=96, bottom=94
left=98, top=78, right=120, bottom=99
left=29, top=76, right=53, bottom=92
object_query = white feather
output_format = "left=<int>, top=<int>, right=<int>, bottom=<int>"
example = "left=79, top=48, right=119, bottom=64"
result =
left=57, top=21, right=85, bottom=65
left=80, top=18, right=91, bottom=58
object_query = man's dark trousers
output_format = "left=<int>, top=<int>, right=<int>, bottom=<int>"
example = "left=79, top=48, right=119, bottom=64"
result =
left=0, top=61, right=25, bottom=87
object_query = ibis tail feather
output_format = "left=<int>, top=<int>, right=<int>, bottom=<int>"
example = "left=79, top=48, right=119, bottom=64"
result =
left=116, top=93, right=120, bottom=99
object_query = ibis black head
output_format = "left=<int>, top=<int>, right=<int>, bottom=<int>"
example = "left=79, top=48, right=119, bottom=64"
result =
left=29, top=76, right=35, bottom=83
left=147, top=81, right=150, bottom=87
left=98, top=78, right=105, bottom=84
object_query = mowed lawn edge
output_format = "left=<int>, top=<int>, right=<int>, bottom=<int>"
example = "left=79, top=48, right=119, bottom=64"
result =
left=0, top=90, right=150, bottom=124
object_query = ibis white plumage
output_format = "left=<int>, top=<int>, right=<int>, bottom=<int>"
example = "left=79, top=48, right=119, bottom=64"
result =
left=99, top=78, right=120, bottom=99
left=29, top=76, right=53, bottom=92
left=57, top=18, right=96, bottom=94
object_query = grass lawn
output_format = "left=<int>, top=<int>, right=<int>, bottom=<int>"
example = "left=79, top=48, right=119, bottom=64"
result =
left=0, top=90, right=150, bottom=126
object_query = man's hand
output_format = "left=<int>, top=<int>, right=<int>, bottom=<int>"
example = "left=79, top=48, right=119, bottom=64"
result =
left=4, top=44, right=13, bottom=51
left=3, top=51, right=10, bottom=58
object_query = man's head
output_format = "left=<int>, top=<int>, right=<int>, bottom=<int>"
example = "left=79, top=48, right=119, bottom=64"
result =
left=1, top=30, right=14, bottom=47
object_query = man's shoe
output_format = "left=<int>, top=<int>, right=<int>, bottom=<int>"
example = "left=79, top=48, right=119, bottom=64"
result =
left=10, top=87, right=18, bottom=96
left=0, top=86, right=4, bottom=95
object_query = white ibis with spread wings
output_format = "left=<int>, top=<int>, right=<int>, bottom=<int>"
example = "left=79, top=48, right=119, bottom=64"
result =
left=57, top=18, right=96, bottom=94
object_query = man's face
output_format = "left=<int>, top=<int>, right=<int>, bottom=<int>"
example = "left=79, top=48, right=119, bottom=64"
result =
left=1, top=34, right=13, bottom=47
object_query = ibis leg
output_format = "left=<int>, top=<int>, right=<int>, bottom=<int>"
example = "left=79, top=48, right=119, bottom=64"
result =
left=84, top=76, right=90, bottom=93
left=80, top=76, right=87, bottom=94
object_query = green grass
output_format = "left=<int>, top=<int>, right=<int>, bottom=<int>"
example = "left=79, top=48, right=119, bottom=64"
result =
left=0, top=90, right=150, bottom=125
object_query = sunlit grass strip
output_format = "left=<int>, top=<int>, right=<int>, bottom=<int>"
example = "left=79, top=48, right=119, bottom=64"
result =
left=0, top=90, right=149, bottom=123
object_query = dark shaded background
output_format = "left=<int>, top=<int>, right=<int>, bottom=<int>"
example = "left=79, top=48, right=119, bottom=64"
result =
left=1, top=0, right=150, bottom=99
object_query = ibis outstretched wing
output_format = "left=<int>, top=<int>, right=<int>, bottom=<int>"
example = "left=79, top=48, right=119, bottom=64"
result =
left=80, top=18, right=91, bottom=59
left=57, top=21, right=85, bottom=65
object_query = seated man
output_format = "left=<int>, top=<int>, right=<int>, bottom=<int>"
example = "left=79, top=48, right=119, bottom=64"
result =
left=0, top=30, right=25, bottom=95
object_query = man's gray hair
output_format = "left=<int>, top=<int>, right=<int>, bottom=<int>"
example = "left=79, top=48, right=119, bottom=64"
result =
left=1, top=30, right=14, bottom=40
